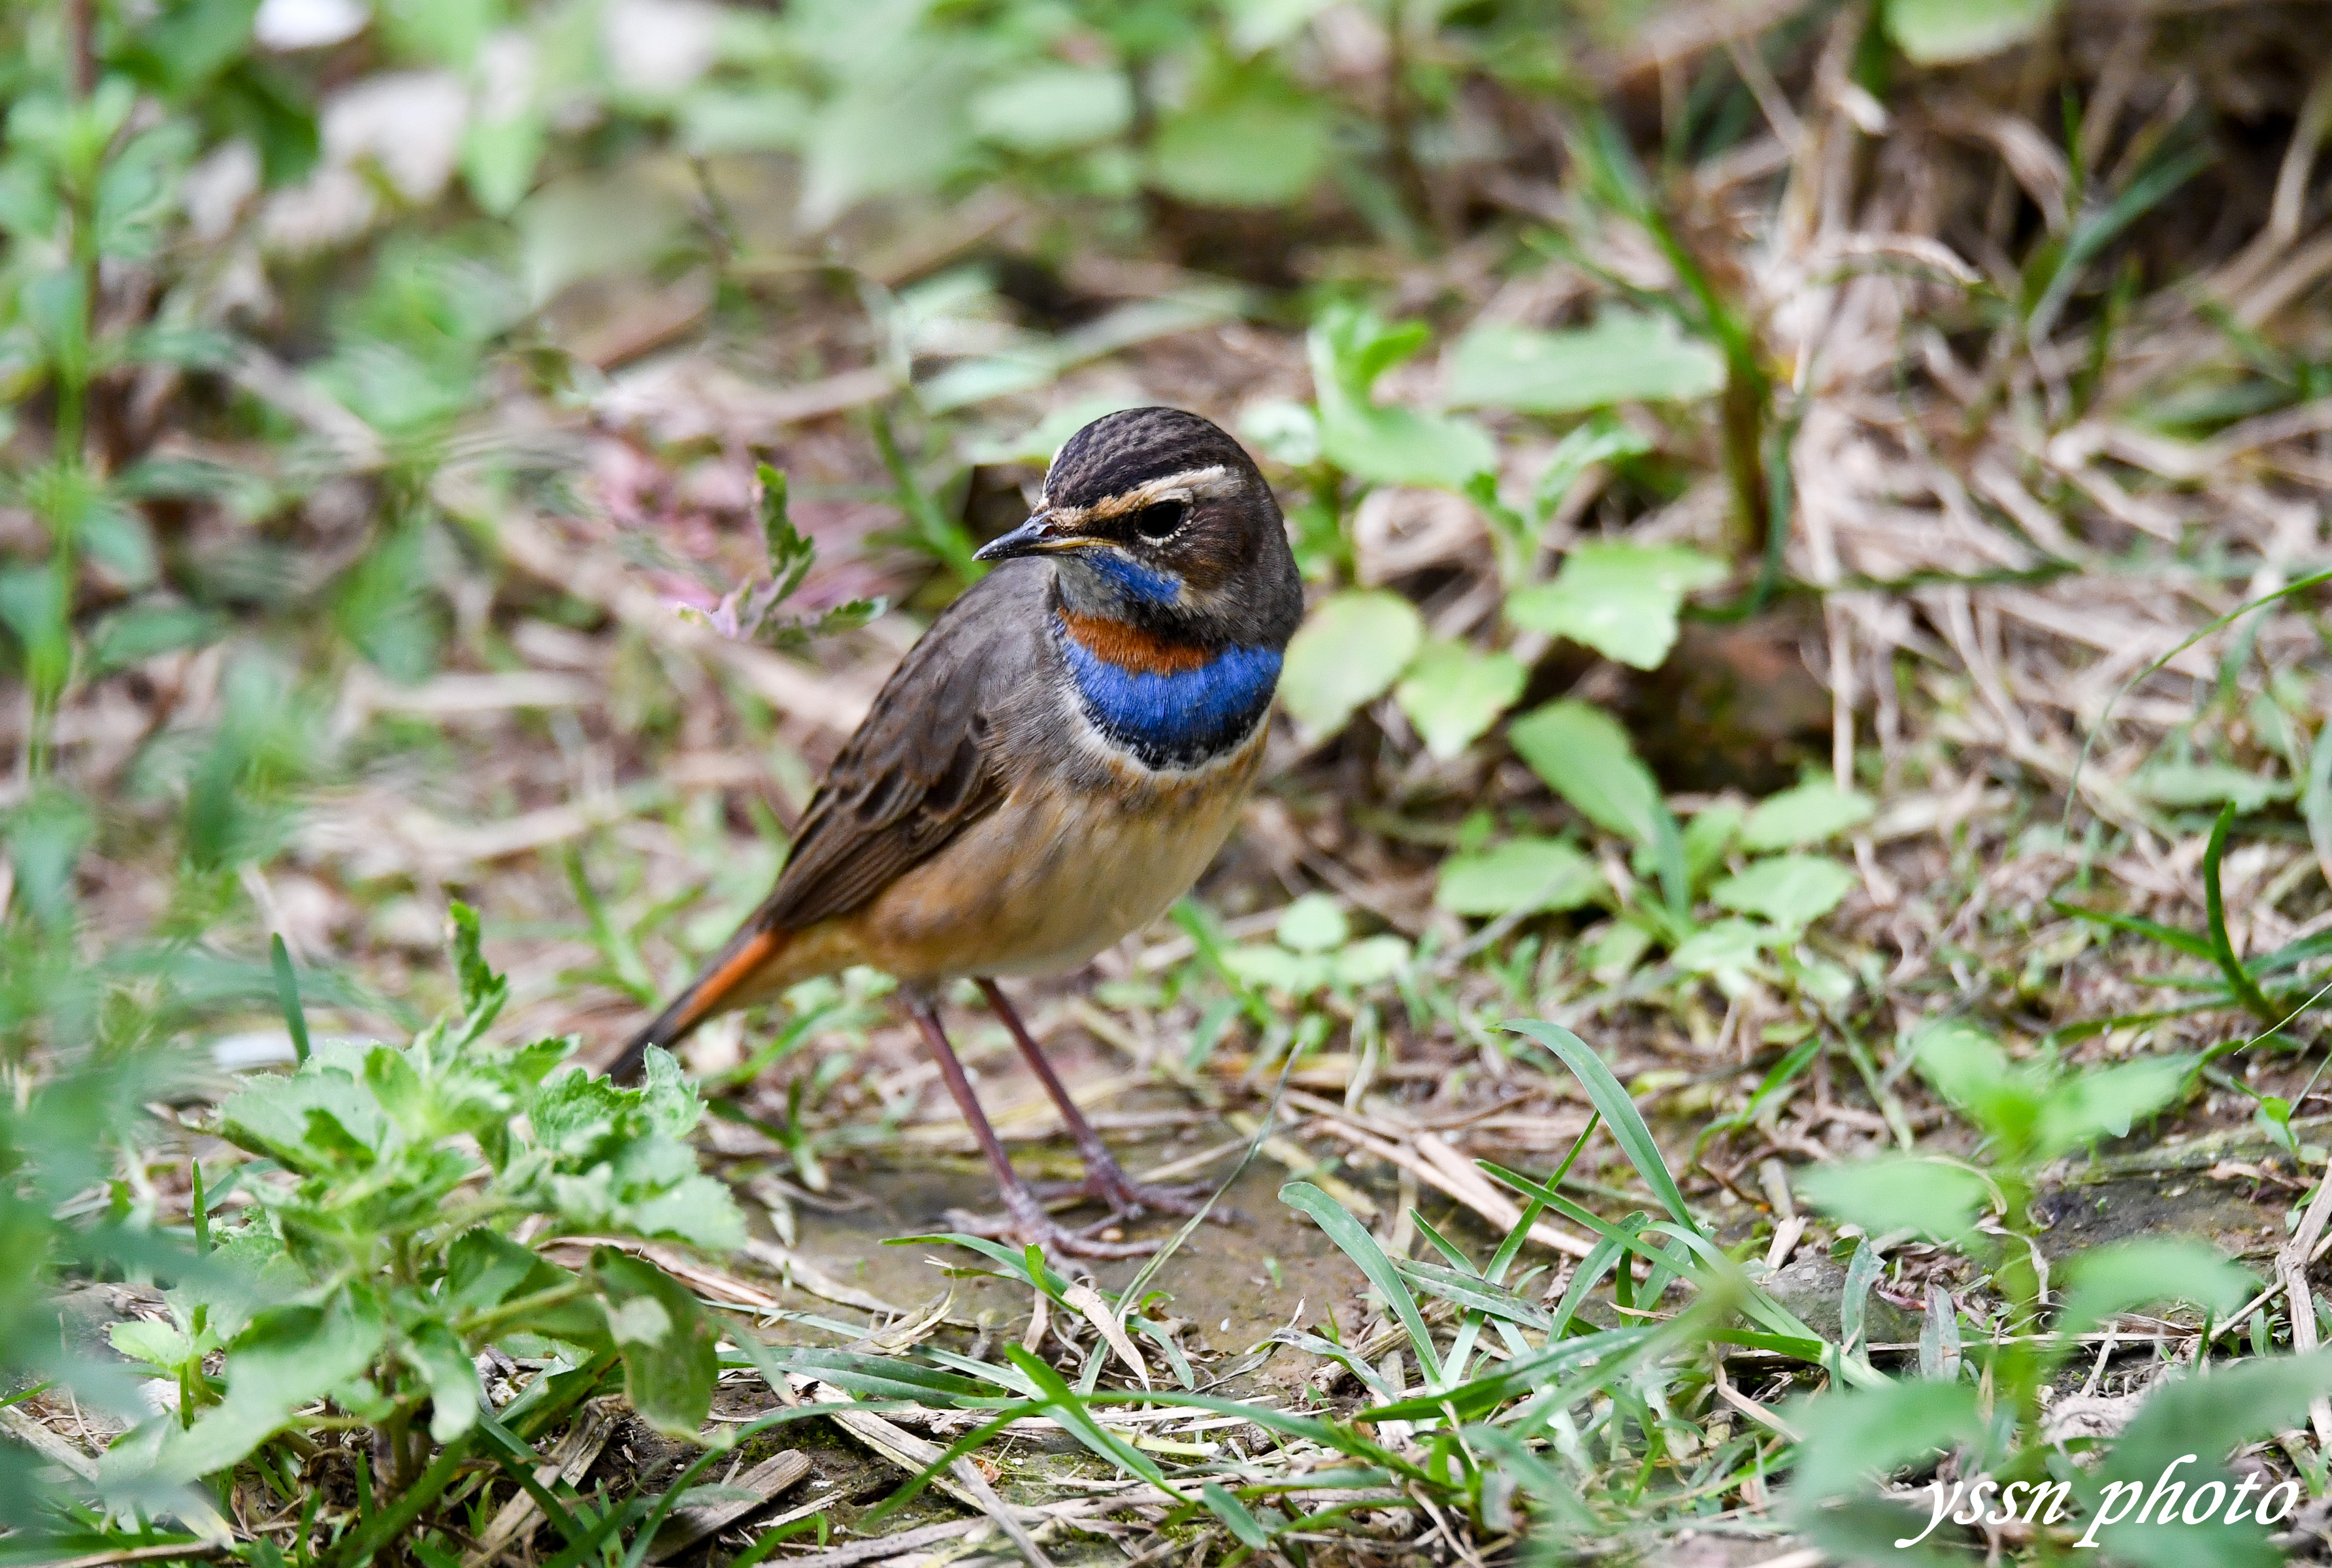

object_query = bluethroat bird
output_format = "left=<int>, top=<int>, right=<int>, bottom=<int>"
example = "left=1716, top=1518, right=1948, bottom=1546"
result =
left=609, top=408, right=1304, bottom=1256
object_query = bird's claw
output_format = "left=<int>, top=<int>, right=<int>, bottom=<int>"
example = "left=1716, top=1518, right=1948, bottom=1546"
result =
left=1032, top=1170, right=1241, bottom=1225
left=945, top=1202, right=1162, bottom=1259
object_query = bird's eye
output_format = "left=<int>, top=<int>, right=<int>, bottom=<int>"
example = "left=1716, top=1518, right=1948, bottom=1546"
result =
left=1130, top=499, right=1187, bottom=541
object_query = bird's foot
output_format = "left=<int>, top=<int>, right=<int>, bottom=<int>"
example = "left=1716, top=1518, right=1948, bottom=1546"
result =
left=945, top=1199, right=1162, bottom=1259
left=1032, top=1165, right=1240, bottom=1224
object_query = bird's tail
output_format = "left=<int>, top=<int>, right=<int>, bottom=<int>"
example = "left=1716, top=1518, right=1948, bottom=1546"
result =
left=606, top=924, right=791, bottom=1081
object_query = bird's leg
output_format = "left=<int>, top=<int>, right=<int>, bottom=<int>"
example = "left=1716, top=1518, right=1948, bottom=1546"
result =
left=904, top=994, right=1156, bottom=1259
left=976, top=979, right=1231, bottom=1223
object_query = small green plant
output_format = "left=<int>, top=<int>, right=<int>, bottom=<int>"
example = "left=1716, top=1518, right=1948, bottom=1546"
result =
left=1782, top=1018, right=2331, bottom=1566
left=89, top=907, right=744, bottom=1533
left=1218, top=892, right=1411, bottom=1002
left=0, top=1043, right=202, bottom=1539
left=1434, top=705, right=1875, bottom=1008
left=0, top=60, right=216, bottom=770
left=683, top=465, right=883, bottom=646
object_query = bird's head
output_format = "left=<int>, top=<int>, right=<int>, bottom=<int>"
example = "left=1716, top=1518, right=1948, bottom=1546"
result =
left=974, top=406, right=1302, bottom=645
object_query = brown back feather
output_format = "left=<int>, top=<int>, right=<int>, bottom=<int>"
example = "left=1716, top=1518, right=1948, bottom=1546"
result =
left=754, top=563, right=1044, bottom=932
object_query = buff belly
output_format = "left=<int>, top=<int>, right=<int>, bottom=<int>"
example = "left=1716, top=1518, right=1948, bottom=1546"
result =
left=756, top=734, right=1264, bottom=990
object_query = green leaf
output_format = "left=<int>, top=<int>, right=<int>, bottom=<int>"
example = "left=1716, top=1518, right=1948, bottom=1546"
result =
left=1199, top=1483, right=1273, bottom=1549
left=1530, top=415, right=1656, bottom=525
left=1506, top=700, right=1664, bottom=843
left=1794, top=1155, right=1989, bottom=1243
left=444, top=1228, right=547, bottom=1314
left=1710, top=856, right=1858, bottom=931
left=2054, top=1241, right=2256, bottom=1341
left=1909, top=1019, right=2011, bottom=1105
left=408, top=1319, right=482, bottom=1442
left=1331, top=935, right=1411, bottom=987
left=1505, top=542, right=1727, bottom=670
left=970, top=66, right=1132, bottom=154
left=462, top=113, right=547, bottom=214
left=333, top=526, right=444, bottom=684
left=1237, top=398, right=1322, bottom=468
left=680, top=88, right=810, bottom=155
left=1149, top=65, right=1327, bottom=207
left=1308, top=303, right=1495, bottom=489
left=1784, top=1378, right=1985, bottom=1506
left=796, top=44, right=977, bottom=229
left=160, top=1292, right=387, bottom=1481
left=1883, top=0, right=2058, bottom=64
left=1221, top=943, right=1327, bottom=994
left=86, top=603, right=222, bottom=673
left=516, top=167, right=694, bottom=306
left=1740, top=779, right=1876, bottom=851
left=592, top=1249, right=717, bottom=1439
left=109, top=1318, right=195, bottom=1373
left=0, top=564, right=71, bottom=698
left=1275, top=893, right=1348, bottom=954
left=1394, top=642, right=1525, bottom=760
left=1681, top=802, right=1743, bottom=885
left=93, top=123, right=193, bottom=262
left=1443, top=311, right=1725, bottom=414
left=1505, top=1021, right=1698, bottom=1233
left=1907, top=1007, right=2189, bottom=1164
left=2090, top=1354, right=2332, bottom=1568
left=1670, top=917, right=1771, bottom=974
left=78, top=497, right=159, bottom=587
left=2133, top=762, right=2294, bottom=813
left=218, top=1058, right=391, bottom=1171
left=1280, top=1182, right=1441, bottom=1382
left=2034, top=1055, right=2189, bottom=1157
left=1221, top=0, right=1332, bottom=52
left=1278, top=590, right=1424, bottom=741
left=1435, top=838, right=1605, bottom=917
left=5, top=784, right=93, bottom=929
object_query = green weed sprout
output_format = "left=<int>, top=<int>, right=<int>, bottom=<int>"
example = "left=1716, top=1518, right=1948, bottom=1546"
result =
left=98, top=906, right=744, bottom=1528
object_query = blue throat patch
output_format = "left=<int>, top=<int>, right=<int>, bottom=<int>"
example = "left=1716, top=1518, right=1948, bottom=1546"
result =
left=1054, top=618, right=1281, bottom=770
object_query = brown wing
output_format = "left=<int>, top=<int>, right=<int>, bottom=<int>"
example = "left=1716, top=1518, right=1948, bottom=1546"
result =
left=755, top=560, right=1047, bottom=932
left=607, top=563, right=1051, bottom=1077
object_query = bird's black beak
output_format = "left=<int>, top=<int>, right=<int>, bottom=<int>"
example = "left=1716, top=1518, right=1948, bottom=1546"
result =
left=974, top=510, right=1077, bottom=563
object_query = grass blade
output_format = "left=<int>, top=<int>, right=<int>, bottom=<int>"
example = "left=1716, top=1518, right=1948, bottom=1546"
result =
left=472, top=1411, right=589, bottom=1548
left=1365, top=1325, right=1660, bottom=1424
left=1507, top=1021, right=1697, bottom=1232
left=2049, top=898, right=2214, bottom=960
left=1391, top=1255, right=1553, bottom=1331
left=1004, top=1346, right=1187, bottom=1498
left=2205, top=802, right=2282, bottom=1024
left=1200, top=1482, right=1273, bottom=1550
left=1546, top=1231, right=1625, bottom=1339
left=270, top=933, right=310, bottom=1066
left=1411, top=1209, right=1477, bottom=1273
left=2310, top=720, right=2332, bottom=905
left=1281, top=1181, right=1443, bottom=1384
left=1266, top=1328, right=1395, bottom=1398
left=2250, top=925, right=2332, bottom=978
